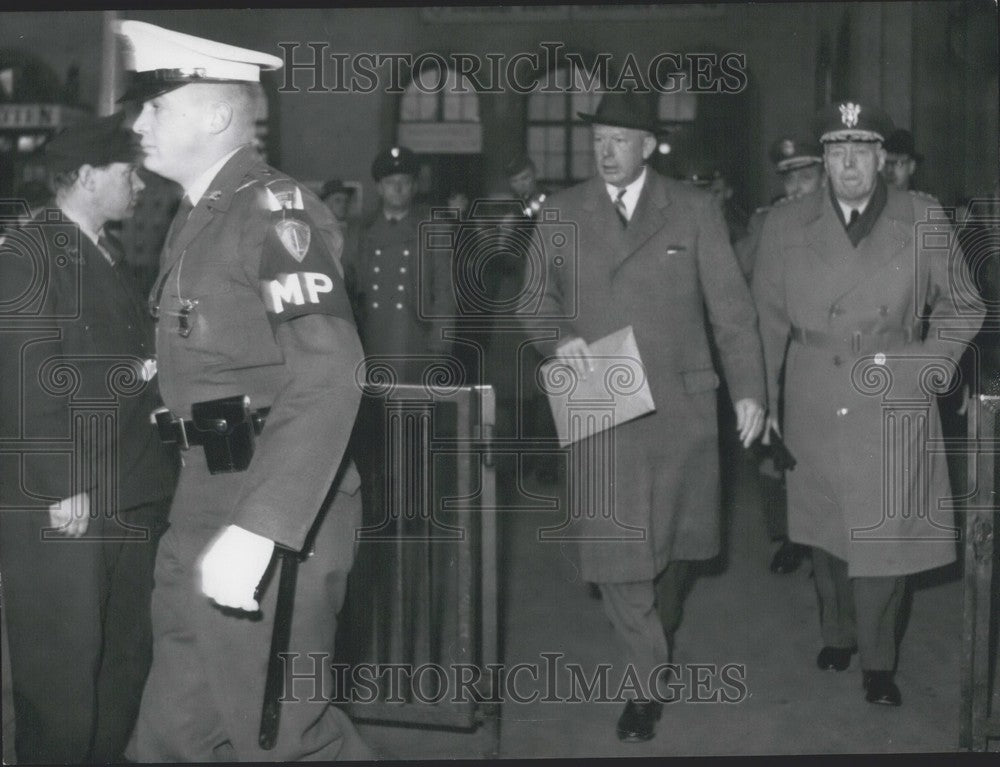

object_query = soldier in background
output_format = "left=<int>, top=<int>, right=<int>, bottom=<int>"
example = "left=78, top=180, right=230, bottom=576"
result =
left=735, top=135, right=825, bottom=575
left=320, top=177, right=355, bottom=229
left=344, top=146, right=454, bottom=383
left=881, top=129, right=922, bottom=192
left=496, top=153, right=558, bottom=484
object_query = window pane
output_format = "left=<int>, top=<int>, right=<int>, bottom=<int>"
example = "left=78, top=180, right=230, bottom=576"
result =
left=547, top=126, right=565, bottom=152
left=571, top=151, right=593, bottom=180
left=528, top=92, right=547, bottom=121
left=443, top=93, right=461, bottom=121
left=528, top=127, right=546, bottom=151
left=461, top=92, right=479, bottom=121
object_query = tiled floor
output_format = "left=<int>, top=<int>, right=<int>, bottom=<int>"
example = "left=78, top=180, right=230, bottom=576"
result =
left=354, top=452, right=983, bottom=758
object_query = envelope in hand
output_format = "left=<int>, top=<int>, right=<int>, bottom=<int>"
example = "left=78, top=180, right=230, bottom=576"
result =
left=539, top=325, right=656, bottom=447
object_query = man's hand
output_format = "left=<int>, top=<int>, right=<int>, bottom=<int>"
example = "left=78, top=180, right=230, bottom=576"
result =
left=199, top=525, right=276, bottom=612
left=761, top=414, right=782, bottom=446
left=49, top=491, right=90, bottom=537
left=734, top=398, right=766, bottom=448
left=555, top=336, right=594, bottom=379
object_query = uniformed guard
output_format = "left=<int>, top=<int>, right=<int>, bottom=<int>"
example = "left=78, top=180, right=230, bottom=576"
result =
left=344, top=145, right=455, bottom=384
left=752, top=100, right=984, bottom=707
left=114, top=20, right=370, bottom=761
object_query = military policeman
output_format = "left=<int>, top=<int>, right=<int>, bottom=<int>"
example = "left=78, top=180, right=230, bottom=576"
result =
left=344, top=146, right=454, bottom=383
left=752, top=100, right=984, bottom=707
left=114, top=21, right=370, bottom=760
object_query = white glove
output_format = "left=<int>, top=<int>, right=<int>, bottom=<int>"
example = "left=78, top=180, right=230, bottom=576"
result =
left=199, top=524, right=276, bottom=611
left=49, top=491, right=90, bottom=537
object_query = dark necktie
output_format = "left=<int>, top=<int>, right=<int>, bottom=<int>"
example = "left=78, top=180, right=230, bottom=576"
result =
left=165, top=196, right=194, bottom=249
left=848, top=208, right=859, bottom=226
left=97, top=231, right=124, bottom=266
left=614, top=188, right=628, bottom=227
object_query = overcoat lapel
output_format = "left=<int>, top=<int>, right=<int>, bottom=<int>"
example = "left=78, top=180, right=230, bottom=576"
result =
left=615, top=173, right=671, bottom=271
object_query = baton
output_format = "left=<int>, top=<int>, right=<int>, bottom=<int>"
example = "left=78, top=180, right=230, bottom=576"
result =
left=258, top=546, right=300, bottom=750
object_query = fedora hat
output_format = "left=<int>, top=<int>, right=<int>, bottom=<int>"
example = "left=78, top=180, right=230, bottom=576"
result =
left=577, top=90, right=657, bottom=134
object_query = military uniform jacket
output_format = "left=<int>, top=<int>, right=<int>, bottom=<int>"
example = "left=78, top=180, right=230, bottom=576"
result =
left=752, top=186, right=985, bottom=576
left=344, top=207, right=454, bottom=368
left=0, top=214, right=177, bottom=512
left=152, top=144, right=361, bottom=551
left=530, top=170, right=765, bottom=582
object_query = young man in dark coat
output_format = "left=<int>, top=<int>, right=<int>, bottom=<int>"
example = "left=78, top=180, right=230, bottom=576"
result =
left=0, top=112, right=178, bottom=763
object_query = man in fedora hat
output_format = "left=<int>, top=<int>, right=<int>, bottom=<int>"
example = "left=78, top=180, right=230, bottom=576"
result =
left=0, top=112, right=178, bottom=763
left=881, top=128, right=922, bottom=192
left=526, top=89, right=765, bottom=741
left=114, top=20, right=370, bottom=760
left=752, top=100, right=982, bottom=707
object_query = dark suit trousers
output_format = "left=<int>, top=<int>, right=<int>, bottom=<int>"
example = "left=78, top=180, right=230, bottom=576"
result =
left=811, top=547, right=905, bottom=670
left=0, top=499, right=169, bottom=764
left=598, top=561, right=692, bottom=700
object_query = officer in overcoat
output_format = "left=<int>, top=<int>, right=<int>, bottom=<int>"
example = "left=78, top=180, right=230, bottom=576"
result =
left=115, top=21, right=370, bottom=760
left=529, top=91, right=765, bottom=741
left=752, top=100, right=984, bottom=707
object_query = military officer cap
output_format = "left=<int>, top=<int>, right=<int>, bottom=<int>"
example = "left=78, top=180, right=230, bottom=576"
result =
left=44, top=111, right=137, bottom=174
left=115, top=20, right=283, bottom=103
left=577, top=89, right=657, bottom=134
left=883, top=129, right=923, bottom=162
left=815, top=100, right=894, bottom=144
left=371, top=146, right=419, bottom=181
left=504, top=153, right=535, bottom=177
left=768, top=135, right=823, bottom=173
left=320, top=178, right=353, bottom=200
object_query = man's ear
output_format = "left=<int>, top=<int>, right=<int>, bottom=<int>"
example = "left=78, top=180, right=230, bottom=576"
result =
left=875, top=146, right=887, bottom=173
left=207, top=100, right=234, bottom=135
left=77, top=164, right=96, bottom=191
left=642, top=134, right=657, bottom=160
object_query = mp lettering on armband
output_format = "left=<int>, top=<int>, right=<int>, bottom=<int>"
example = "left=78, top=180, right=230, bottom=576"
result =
left=262, top=272, right=335, bottom=314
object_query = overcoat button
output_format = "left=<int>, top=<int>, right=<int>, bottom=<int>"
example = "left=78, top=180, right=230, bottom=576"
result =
left=837, top=407, right=849, bottom=416
left=874, top=352, right=886, bottom=366
left=833, top=355, right=842, bottom=366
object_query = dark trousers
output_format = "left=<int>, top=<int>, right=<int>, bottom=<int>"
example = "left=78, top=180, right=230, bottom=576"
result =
left=759, top=459, right=788, bottom=541
left=598, top=561, right=692, bottom=700
left=127, top=460, right=371, bottom=762
left=811, top=547, right=906, bottom=671
left=0, top=499, right=169, bottom=764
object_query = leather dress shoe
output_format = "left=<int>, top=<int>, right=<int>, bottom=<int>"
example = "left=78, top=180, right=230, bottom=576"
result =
left=616, top=700, right=662, bottom=742
left=816, top=645, right=857, bottom=671
left=863, top=670, right=902, bottom=706
left=769, top=538, right=808, bottom=574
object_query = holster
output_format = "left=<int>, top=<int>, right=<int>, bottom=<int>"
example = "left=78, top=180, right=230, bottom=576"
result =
left=154, top=395, right=269, bottom=474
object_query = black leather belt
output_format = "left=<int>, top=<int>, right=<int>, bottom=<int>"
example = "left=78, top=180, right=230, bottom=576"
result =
left=789, top=325, right=917, bottom=354
left=154, top=406, right=269, bottom=450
